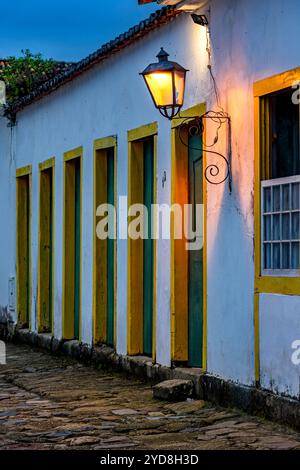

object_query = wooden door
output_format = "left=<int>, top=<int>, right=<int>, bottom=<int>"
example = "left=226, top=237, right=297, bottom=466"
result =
left=17, top=174, right=30, bottom=327
left=143, top=139, right=154, bottom=356
left=106, top=148, right=115, bottom=346
left=39, top=167, right=53, bottom=332
left=74, top=159, right=81, bottom=339
left=188, top=134, right=203, bottom=367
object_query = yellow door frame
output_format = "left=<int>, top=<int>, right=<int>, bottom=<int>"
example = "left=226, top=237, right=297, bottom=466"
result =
left=93, top=136, right=117, bottom=347
left=16, top=165, right=32, bottom=329
left=62, top=147, right=83, bottom=340
left=127, top=122, right=157, bottom=360
left=254, top=67, right=300, bottom=382
left=170, top=103, right=207, bottom=370
left=38, top=157, right=55, bottom=334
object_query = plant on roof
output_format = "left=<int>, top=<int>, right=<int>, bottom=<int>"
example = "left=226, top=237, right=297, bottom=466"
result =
left=0, top=49, right=71, bottom=103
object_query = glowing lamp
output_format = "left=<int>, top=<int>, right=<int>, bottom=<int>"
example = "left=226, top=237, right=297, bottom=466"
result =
left=140, top=48, right=188, bottom=119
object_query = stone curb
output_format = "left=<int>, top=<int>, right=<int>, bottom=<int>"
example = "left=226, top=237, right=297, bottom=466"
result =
left=1, top=323, right=300, bottom=430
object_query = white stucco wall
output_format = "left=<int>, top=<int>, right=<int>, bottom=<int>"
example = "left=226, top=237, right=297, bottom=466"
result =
left=0, top=117, right=16, bottom=323
left=260, top=294, right=300, bottom=399
left=206, top=0, right=300, bottom=386
left=0, top=0, right=299, bottom=396
left=10, top=14, right=209, bottom=365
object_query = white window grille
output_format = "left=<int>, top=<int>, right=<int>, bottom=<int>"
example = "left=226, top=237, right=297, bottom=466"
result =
left=261, top=175, right=300, bottom=276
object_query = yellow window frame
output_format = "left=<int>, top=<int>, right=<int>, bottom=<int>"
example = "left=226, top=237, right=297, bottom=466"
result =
left=254, top=68, right=300, bottom=382
left=254, top=67, right=300, bottom=296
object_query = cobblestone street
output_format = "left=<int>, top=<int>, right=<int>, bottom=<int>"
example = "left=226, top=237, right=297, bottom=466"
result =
left=0, top=343, right=300, bottom=450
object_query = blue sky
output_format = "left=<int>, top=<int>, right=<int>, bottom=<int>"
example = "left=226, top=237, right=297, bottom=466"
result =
left=1, top=0, right=161, bottom=61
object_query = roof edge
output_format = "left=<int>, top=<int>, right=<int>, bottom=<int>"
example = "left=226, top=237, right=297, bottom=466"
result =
left=5, top=6, right=182, bottom=118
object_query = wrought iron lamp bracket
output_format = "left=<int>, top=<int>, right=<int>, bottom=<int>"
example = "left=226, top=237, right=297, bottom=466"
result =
left=173, top=111, right=232, bottom=192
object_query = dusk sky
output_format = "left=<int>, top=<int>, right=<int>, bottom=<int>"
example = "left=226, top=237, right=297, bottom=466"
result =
left=1, top=0, right=161, bottom=61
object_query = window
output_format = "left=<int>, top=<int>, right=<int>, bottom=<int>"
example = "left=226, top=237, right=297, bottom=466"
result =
left=260, top=88, right=300, bottom=275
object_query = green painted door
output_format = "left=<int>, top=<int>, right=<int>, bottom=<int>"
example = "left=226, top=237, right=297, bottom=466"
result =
left=143, top=139, right=154, bottom=356
left=74, top=160, right=81, bottom=339
left=188, top=134, right=203, bottom=367
left=107, top=148, right=115, bottom=346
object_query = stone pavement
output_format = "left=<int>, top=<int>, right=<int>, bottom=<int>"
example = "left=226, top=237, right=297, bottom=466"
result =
left=1, top=343, right=300, bottom=450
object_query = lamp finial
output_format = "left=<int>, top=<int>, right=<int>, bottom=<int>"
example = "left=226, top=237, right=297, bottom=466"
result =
left=156, top=48, right=169, bottom=63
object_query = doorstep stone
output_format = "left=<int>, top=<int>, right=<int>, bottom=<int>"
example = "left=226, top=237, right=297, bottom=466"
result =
left=37, top=333, right=52, bottom=351
left=61, top=340, right=81, bottom=359
left=153, top=379, right=194, bottom=402
left=52, top=337, right=63, bottom=355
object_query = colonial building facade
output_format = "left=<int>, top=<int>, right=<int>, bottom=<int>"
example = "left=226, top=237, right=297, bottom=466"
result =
left=0, top=0, right=300, bottom=403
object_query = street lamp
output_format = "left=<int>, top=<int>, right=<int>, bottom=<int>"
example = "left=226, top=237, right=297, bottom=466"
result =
left=140, top=47, right=232, bottom=189
left=140, top=48, right=188, bottom=119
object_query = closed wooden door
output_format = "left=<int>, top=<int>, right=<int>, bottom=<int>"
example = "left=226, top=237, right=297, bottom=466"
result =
left=17, top=174, right=30, bottom=327
left=106, top=148, right=115, bottom=346
left=188, top=134, right=203, bottom=367
left=143, top=139, right=154, bottom=356
left=64, top=154, right=81, bottom=340
left=39, top=167, right=53, bottom=332
left=74, top=159, right=81, bottom=339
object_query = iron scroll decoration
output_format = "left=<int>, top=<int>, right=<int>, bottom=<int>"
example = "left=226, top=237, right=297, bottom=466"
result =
left=174, top=110, right=232, bottom=191
left=140, top=49, right=232, bottom=190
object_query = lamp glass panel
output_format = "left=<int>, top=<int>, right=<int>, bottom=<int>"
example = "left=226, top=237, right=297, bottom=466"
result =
left=174, top=70, right=185, bottom=105
left=144, top=71, right=173, bottom=107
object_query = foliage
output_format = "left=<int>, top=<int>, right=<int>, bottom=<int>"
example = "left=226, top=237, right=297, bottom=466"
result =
left=0, top=49, right=71, bottom=103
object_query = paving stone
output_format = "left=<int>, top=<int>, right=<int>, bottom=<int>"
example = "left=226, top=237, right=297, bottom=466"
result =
left=205, top=427, right=238, bottom=437
left=254, top=435, right=300, bottom=450
left=23, top=367, right=37, bottom=374
left=227, top=431, right=258, bottom=440
left=153, top=379, right=194, bottom=402
left=0, top=410, right=17, bottom=417
left=148, top=412, right=165, bottom=418
left=112, top=408, right=139, bottom=416
left=236, top=421, right=259, bottom=429
left=45, top=431, right=74, bottom=440
left=199, top=421, right=238, bottom=432
left=164, top=400, right=206, bottom=415
left=1, top=343, right=300, bottom=450
left=203, top=411, right=241, bottom=424
left=197, top=434, right=215, bottom=441
left=69, top=436, right=100, bottom=446
left=0, top=394, right=10, bottom=400
left=99, top=415, right=121, bottom=422
left=104, top=436, right=132, bottom=443
left=94, top=443, right=137, bottom=450
left=160, top=422, right=191, bottom=433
